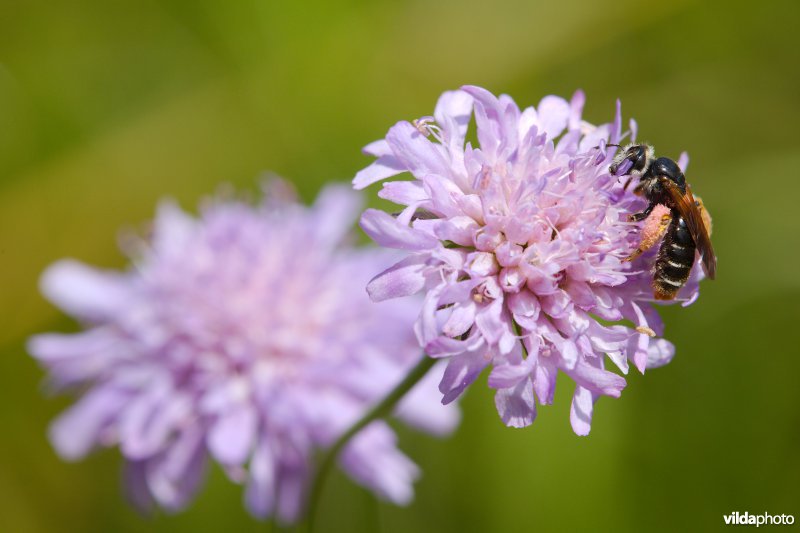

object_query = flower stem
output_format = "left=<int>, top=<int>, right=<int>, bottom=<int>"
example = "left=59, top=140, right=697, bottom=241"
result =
left=305, top=354, right=437, bottom=532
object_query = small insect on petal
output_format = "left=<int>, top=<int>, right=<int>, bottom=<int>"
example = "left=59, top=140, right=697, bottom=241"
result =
left=635, top=326, right=657, bottom=337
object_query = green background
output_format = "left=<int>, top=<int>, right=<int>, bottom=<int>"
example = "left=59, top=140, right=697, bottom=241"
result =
left=1, top=0, right=798, bottom=531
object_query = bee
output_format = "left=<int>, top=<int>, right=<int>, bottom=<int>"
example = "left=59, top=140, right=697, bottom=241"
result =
left=609, top=143, right=716, bottom=300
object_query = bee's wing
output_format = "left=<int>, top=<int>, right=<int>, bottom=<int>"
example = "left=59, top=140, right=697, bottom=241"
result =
left=660, top=178, right=717, bottom=279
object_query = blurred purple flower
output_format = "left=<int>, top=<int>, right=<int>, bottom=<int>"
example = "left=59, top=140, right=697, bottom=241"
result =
left=354, top=86, right=703, bottom=435
left=29, top=182, right=459, bottom=522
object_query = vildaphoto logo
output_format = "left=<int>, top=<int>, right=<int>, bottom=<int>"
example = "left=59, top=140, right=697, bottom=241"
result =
left=723, top=512, right=795, bottom=527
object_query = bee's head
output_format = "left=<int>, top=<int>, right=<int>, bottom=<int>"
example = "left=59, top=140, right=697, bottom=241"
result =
left=609, top=143, right=654, bottom=176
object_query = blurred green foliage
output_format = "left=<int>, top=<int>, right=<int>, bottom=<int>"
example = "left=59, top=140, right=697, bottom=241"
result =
left=1, top=0, right=799, bottom=531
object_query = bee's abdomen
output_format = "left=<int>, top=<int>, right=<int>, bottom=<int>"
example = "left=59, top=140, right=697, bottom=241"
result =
left=653, top=216, right=696, bottom=300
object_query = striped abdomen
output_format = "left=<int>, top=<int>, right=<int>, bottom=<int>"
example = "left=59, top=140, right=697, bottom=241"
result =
left=653, top=215, right=696, bottom=300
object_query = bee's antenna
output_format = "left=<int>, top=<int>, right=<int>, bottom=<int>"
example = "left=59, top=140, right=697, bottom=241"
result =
left=591, top=142, right=621, bottom=151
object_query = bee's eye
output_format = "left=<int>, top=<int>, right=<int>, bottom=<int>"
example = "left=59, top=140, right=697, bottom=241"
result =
left=630, top=146, right=648, bottom=172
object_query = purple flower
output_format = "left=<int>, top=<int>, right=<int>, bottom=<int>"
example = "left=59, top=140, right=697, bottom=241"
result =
left=29, top=181, right=459, bottom=522
left=354, top=86, right=704, bottom=435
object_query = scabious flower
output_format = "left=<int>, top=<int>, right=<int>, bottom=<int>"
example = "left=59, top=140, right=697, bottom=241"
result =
left=354, top=86, right=704, bottom=435
left=28, top=182, right=459, bottom=522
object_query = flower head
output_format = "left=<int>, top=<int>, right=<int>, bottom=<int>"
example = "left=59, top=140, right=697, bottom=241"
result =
left=29, top=182, right=458, bottom=522
left=354, top=86, right=704, bottom=434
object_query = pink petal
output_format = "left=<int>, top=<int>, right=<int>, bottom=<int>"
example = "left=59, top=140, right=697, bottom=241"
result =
left=152, top=201, right=196, bottom=256
left=627, top=301, right=651, bottom=374
left=359, top=209, right=439, bottom=251
left=536, top=95, right=570, bottom=139
left=570, top=385, right=595, bottom=436
left=310, top=184, right=362, bottom=247
left=208, top=404, right=258, bottom=465
left=146, top=426, right=207, bottom=511
left=40, top=260, right=131, bottom=321
left=495, top=379, right=536, bottom=428
left=366, top=255, right=429, bottom=302
left=567, top=359, right=627, bottom=398
left=488, top=357, right=534, bottom=389
left=395, top=362, right=461, bottom=436
left=245, top=438, right=276, bottom=518
left=415, top=285, right=443, bottom=346
left=434, top=216, right=479, bottom=247
left=353, top=154, right=407, bottom=189
left=425, top=333, right=483, bottom=358
left=422, top=174, right=464, bottom=217
left=434, top=89, right=473, bottom=147
left=49, top=385, right=128, bottom=460
left=540, top=289, right=574, bottom=318
left=647, top=338, right=675, bottom=369
left=124, top=460, right=155, bottom=514
left=461, top=85, right=519, bottom=160
left=341, top=422, right=418, bottom=505
left=270, top=434, right=312, bottom=524
left=439, top=348, right=490, bottom=404
left=610, top=99, right=623, bottom=145
left=385, top=121, right=451, bottom=180
left=568, top=90, right=586, bottom=130
left=120, top=380, right=185, bottom=460
left=533, top=360, right=557, bottom=405
left=578, top=124, right=610, bottom=154
left=677, top=151, right=690, bottom=172
left=441, top=302, right=477, bottom=339
left=378, top=181, right=428, bottom=205
left=474, top=298, right=505, bottom=344
left=362, top=139, right=392, bottom=157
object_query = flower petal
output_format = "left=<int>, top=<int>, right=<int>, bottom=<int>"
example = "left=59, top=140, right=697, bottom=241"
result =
left=378, top=181, right=428, bottom=206
left=396, top=362, right=461, bottom=436
left=49, top=385, right=129, bottom=460
left=570, top=385, right=595, bottom=436
left=495, top=379, right=536, bottom=428
left=146, top=426, right=207, bottom=511
left=488, top=353, right=535, bottom=389
left=566, top=359, right=626, bottom=398
left=310, top=184, right=362, bottom=247
left=536, top=95, right=570, bottom=139
left=208, top=404, right=257, bottom=466
left=40, top=260, right=131, bottom=321
left=647, top=338, right=675, bottom=369
left=245, top=438, right=276, bottom=519
left=359, top=209, right=439, bottom=251
left=439, top=348, right=490, bottom=404
left=341, top=422, right=419, bottom=505
left=353, top=154, right=407, bottom=189
left=366, top=255, right=429, bottom=302
left=434, top=89, right=473, bottom=148
left=385, top=121, right=451, bottom=180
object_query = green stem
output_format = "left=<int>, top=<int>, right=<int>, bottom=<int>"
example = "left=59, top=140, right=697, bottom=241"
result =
left=305, top=355, right=437, bottom=532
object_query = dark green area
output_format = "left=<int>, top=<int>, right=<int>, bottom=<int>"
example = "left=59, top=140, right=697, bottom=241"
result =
left=1, top=0, right=798, bottom=531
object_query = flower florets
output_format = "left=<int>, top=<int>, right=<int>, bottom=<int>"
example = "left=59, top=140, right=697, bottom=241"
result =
left=29, top=182, right=459, bottom=522
left=354, top=86, right=704, bottom=434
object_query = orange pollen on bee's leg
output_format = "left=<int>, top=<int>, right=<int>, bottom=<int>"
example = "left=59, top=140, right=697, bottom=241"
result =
left=625, top=204, right=672, bottom=261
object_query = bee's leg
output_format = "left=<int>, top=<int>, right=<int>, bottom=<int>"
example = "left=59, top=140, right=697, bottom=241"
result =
left=622, top=176, right=634, bottom=191
left=625, top=205, right=672, bottom=262
left=627, top=201, right=656, bottom=222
